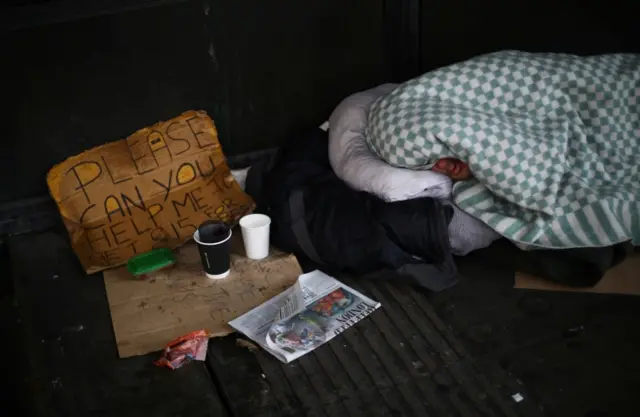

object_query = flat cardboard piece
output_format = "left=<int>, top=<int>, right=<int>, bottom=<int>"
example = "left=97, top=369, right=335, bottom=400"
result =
left=515, top=253, right=640, bottom=295
left=47, top=110, right=254, bottom=273
left=103, top=234, right=303, bottom=358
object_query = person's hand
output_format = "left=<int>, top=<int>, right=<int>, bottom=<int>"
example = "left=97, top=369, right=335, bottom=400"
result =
left=431, top=158, right=472, bottom=181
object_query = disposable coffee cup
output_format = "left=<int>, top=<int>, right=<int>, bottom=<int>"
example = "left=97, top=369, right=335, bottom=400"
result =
left=193, top=221, right=232, bottom=279
left=239, top=214, right=271, bottom=260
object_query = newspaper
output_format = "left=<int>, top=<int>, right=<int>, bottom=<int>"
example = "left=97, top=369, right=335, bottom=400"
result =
left=229, top=270, right=381, bottom=363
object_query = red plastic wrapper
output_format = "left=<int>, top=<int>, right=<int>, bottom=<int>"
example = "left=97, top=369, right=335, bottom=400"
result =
left=154, top=329, right=210, bottom=370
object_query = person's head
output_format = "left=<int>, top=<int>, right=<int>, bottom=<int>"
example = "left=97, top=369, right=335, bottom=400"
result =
left=431, top=158, right=472, bottom=181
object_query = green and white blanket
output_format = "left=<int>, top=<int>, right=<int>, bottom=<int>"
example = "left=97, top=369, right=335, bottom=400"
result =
left=366, top=51, right=640, bottom=249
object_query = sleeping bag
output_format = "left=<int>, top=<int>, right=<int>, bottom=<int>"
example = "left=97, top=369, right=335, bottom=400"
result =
left=257, top=128, right=458, bottom=291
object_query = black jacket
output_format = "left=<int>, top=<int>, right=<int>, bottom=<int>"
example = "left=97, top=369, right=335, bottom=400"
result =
left=252, top=128, right=458, bottom=291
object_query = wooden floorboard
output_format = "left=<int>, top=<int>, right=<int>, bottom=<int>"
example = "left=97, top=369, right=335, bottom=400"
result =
left=9, top=229, right=640, bottom=417
left=429, top=246, right=640, bottom=417
left=206, top=274, right=545, bottom=417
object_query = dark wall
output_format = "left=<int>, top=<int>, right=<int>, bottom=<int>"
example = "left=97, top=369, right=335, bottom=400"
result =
left=419, top=0, right=639, bottom=72
left=2, top=0, right=395, bottom=204
left=201, top=0, right=389, bottom=154
left=3, top=0, right=639, bottom=206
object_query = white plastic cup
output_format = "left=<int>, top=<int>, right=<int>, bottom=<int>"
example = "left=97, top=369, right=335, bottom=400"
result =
left=239, top=213, right=271, bottom=260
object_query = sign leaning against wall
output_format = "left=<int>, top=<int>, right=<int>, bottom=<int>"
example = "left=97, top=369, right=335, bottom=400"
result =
left=47, top=110, right=255, bottom=274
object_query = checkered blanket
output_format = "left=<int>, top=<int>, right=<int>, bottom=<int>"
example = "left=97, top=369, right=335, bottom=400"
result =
left=366, top=51, right=640, bottom=249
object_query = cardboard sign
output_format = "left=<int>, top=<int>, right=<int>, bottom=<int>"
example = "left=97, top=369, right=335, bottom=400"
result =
left=47, top=110, right=255, bottom=274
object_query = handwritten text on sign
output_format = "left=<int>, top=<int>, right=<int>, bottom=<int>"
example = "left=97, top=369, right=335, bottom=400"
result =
left=47, top=110, right=254, bottom=273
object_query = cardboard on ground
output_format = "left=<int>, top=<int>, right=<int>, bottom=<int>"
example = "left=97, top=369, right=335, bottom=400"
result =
left=515, top=253, right=640, bottom=295
left=104, top=233, right=302, bottom=357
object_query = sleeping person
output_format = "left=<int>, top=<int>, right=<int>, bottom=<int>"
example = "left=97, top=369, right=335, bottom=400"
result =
left=327, top=84, right=502, bottom=256
left=365, top=50, right=640, bottom=250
